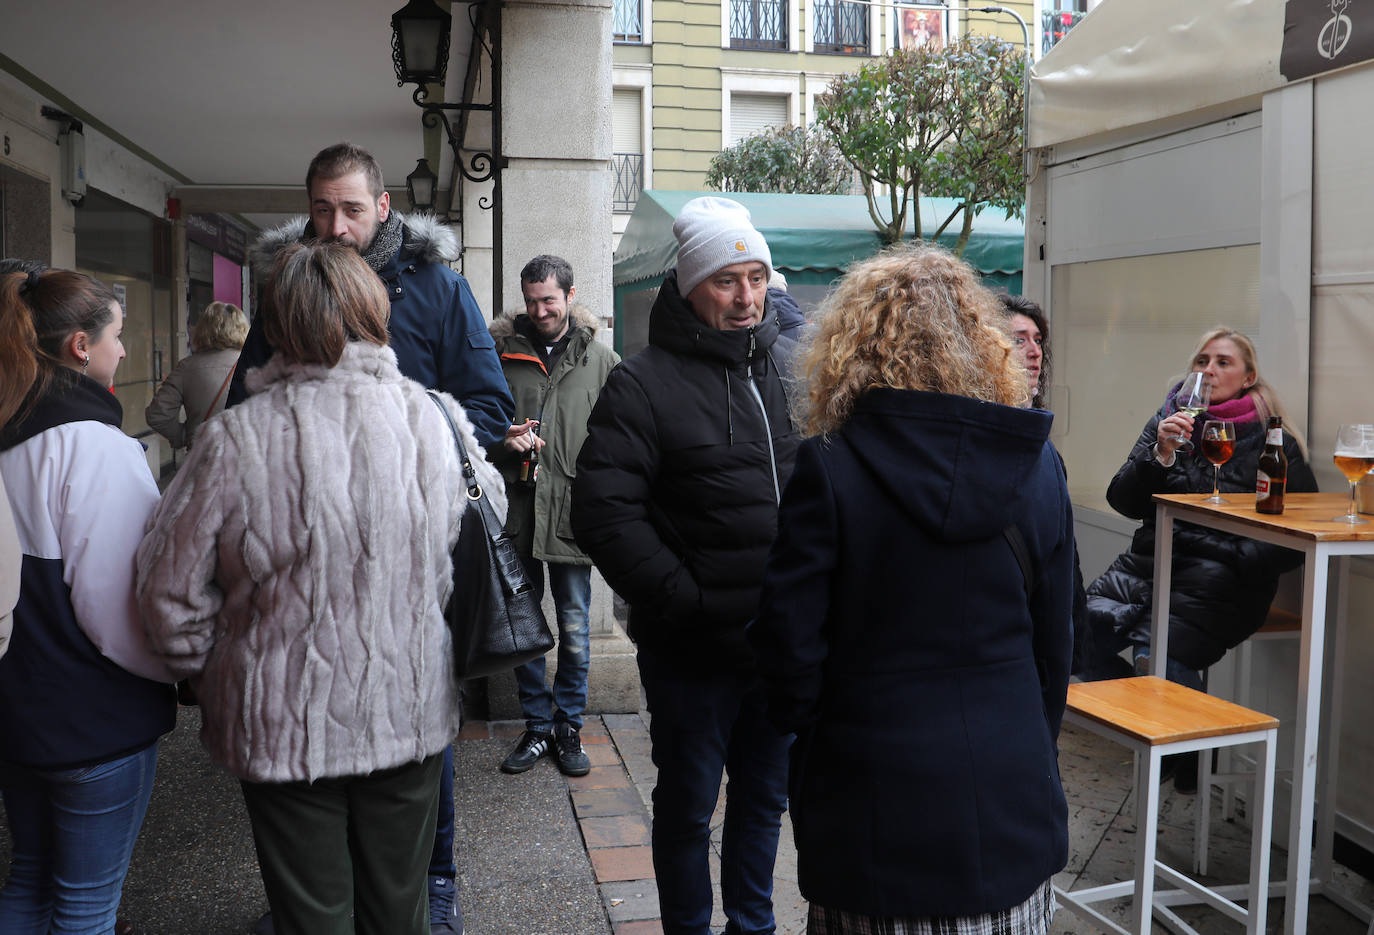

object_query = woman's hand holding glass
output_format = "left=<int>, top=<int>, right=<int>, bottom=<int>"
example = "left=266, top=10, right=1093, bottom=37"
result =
left=1162, top=372, right=1210, bottom=454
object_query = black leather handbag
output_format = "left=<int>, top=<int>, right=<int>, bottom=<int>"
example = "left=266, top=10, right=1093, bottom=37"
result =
left=427, top=391, right=553, bottom=679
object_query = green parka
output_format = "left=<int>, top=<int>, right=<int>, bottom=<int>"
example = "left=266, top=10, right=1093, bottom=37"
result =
left=489, top=306, right=619, bottom=564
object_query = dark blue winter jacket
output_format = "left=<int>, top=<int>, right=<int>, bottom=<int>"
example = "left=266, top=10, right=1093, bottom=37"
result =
left=228, top=214, right=513, bottom=450
left=750, top=388, right=1073, bottom=917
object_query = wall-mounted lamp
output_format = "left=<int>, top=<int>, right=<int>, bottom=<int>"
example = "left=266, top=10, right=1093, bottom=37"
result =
left=391, top=0, right=501, bottom=210
left=406, top=158, right=439, bottom=211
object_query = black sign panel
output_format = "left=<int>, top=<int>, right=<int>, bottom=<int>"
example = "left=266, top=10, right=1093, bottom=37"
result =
left=1281, top=0, right=1374, bottom=81
left=186, top=213, right=247, bottom=265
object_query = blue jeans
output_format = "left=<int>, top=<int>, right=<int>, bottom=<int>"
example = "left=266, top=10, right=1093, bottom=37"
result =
left=0, top=743, right=159, bottom=934
left=513, top=558, right=591, bottom=732
left=1132, top=645, right=1205, bottom=691
left=637, top=650, right=793, bottom=935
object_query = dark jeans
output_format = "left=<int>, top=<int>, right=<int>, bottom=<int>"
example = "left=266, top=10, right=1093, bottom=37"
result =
left=637, top=650, right=793, bottom=935
left=241, top=753, right=443, bottom=935
left=513, top=557, right=592, bottom=732
left=429, top=745, right=456, bottom=878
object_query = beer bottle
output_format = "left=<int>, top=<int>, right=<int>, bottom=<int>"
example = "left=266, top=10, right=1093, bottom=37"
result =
left=518, top=424, right=541, bottom=487
left=1256, top=415, right=1287, bottom=514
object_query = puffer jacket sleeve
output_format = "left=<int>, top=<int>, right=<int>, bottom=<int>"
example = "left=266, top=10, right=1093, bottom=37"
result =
left=572, top=364, right=703, bottom=621
left=136, top=420, right=232, bottom=679
left=59, top=427, right=176, bottom=683
left=437, top=276, right=515, bottom=453
left=1105, top=408, right=1179, bottom=519
left=750, top=438, right=837, bottom=734
left=145, top=359, right=189, bottom=448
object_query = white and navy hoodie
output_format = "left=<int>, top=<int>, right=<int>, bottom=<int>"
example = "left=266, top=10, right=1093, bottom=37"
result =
left=0, top=370, right=175, bottom=769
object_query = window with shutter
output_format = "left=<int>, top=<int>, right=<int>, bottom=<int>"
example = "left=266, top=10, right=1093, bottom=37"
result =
left=729, top=93, right=789, bottom=146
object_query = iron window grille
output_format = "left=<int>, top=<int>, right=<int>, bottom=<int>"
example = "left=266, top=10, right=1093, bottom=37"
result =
left=813, top=0, right=868, bottom=53
left=613, top=0, right=644, bottom=43
left=612, top=153, right=644, bottom=213
left=730, top=0, right=788, bottom=50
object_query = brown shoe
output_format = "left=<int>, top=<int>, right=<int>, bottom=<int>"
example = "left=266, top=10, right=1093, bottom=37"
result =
left=115, top=920, right=135, bottom=935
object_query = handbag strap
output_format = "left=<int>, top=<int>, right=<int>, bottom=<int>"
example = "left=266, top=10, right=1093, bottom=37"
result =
left=203, top=363, right=237, bottom=425
left=426, top=391, right=503, bottom=538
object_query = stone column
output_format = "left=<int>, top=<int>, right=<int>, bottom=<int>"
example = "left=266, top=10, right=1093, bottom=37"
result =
left=485, top=0, right=641, bottom=719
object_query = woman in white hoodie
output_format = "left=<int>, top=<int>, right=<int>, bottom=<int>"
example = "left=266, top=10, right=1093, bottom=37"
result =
left=0, top=266, right=177, bottom=932
left=138, top=242, right=499, bottom=935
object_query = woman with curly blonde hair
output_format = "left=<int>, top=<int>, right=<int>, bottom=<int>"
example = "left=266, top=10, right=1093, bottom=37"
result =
left=751, top=242, right=1074, bottom=935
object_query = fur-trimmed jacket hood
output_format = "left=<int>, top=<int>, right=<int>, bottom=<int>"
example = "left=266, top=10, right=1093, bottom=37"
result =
left=249, top=211, right=460, bottom=272
left=488, top=304, right=601, bottom=341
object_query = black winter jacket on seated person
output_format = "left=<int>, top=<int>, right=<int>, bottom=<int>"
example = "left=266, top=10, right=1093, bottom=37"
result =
left=571, top=270, right=799, bottom=670
left=1086, top=405, right=1317, bottom=671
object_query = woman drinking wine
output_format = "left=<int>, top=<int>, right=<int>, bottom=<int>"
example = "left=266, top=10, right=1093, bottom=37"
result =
left=1082, top=327, right=1317, bottom=788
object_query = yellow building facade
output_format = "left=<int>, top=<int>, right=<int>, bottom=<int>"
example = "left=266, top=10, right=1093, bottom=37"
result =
left=611, top=0, right=1061, bottom=234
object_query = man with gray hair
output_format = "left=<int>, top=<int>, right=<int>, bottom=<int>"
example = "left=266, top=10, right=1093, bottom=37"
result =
left=573, top=197, right=798, bottom=935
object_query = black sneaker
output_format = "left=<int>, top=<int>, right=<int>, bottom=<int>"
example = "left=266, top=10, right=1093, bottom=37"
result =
left=428, top=875, right=463, bottom=934
left=500, top=729, right=552, bottom=774
left=553, top=724, right=591, bottom=777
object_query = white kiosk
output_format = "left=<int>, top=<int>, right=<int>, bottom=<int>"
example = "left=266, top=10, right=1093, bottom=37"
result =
left=1024, top=0, right=1374, bottom=923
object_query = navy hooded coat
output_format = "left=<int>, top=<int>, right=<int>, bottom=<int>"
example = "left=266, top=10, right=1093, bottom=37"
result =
left=750, top=388, right=1074, bottom=918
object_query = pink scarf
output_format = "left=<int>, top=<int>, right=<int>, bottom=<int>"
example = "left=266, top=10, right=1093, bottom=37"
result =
left=1167, top=382, right=1262, bottom=443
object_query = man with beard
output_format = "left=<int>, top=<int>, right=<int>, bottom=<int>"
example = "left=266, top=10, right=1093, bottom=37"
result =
left=572, top=197, right=799, bottom=935
left=228, top=142, right=512, bottom=452
left=231, top=143, right=510, bottom=935
left=488, top=255, right=618, bottom=778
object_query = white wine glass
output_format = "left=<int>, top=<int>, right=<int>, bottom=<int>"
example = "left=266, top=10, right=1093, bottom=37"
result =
left=1200, top=420, right=1235, bottom=504
left=1167, top=372, right=1211, bottom=452
left=1332, top=424, right=1374, bottom=524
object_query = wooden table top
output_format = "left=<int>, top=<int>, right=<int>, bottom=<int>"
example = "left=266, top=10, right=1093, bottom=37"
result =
left=1067, top=676, right=1279, bottom=744
left=1153, top=492, right=1374, bottom=542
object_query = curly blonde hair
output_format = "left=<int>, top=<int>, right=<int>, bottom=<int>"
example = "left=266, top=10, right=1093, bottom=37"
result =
left=800, top=242, right=1027, bottom=436
left=191, top=301, right=249, bottom=352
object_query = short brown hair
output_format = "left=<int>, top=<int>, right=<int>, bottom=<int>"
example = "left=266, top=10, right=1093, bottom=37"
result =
left=263, top=243, right=390, bottom=367
left=306, top=143, right=385, bottom=200
left=191, top=301, right=250, bottom=352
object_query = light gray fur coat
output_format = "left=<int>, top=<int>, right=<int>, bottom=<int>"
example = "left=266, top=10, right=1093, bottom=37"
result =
left=136, top=342, right=505, bottom=783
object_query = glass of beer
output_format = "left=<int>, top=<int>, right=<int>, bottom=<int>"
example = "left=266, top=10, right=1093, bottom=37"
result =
left=1200, top=420, right=1235, bottom=503
left=1332, top=423, right=1374, bottom=524
left=1166, top=372, right=1210, bottom=452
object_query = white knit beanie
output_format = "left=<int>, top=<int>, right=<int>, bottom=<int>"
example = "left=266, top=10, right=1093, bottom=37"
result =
left=672, top=196, right=772, bottom=296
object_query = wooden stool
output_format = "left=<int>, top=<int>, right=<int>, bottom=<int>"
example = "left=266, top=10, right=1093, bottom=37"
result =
left=1055, top=676, right=1278, bottom=935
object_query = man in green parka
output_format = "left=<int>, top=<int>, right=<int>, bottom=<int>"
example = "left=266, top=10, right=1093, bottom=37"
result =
left=491, top=255, right=620, bottom=777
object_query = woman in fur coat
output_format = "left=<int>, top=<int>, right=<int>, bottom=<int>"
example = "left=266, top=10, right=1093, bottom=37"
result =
left=137, top=243, right=502, bottom=935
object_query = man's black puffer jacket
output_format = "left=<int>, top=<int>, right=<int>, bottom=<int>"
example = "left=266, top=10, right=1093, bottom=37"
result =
left=572, top=270, right=799, bottom=669
left=1086, top=406, right=1316, bottom=670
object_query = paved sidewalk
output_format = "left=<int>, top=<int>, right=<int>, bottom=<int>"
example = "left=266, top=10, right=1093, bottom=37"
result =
left=2, top=708, right=1372, bottom=933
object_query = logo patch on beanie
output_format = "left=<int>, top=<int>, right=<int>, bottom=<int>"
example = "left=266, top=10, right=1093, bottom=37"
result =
left=734, top=240, right=746, bottom=252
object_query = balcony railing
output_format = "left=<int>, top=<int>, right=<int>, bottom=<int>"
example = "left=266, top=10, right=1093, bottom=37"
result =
left=813, top=0, right=868, bottom=54
left=1041, top=9, right=1086, bottom=54
left=730, top=0, right=788, bottom=50
left=613, top=0, right=643, bottom=43
left=611, top=153, right=644, bottom=213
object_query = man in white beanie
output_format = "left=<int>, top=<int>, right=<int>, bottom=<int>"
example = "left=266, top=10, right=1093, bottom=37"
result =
left=573, top=196, right=798, bottom=935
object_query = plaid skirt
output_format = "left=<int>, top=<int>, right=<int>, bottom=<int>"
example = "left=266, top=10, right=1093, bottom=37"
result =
left=806, top=879, right=1055, bottom=935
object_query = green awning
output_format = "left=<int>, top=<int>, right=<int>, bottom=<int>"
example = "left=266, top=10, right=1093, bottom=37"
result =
left=613, top=190, right=1024, bottom=288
